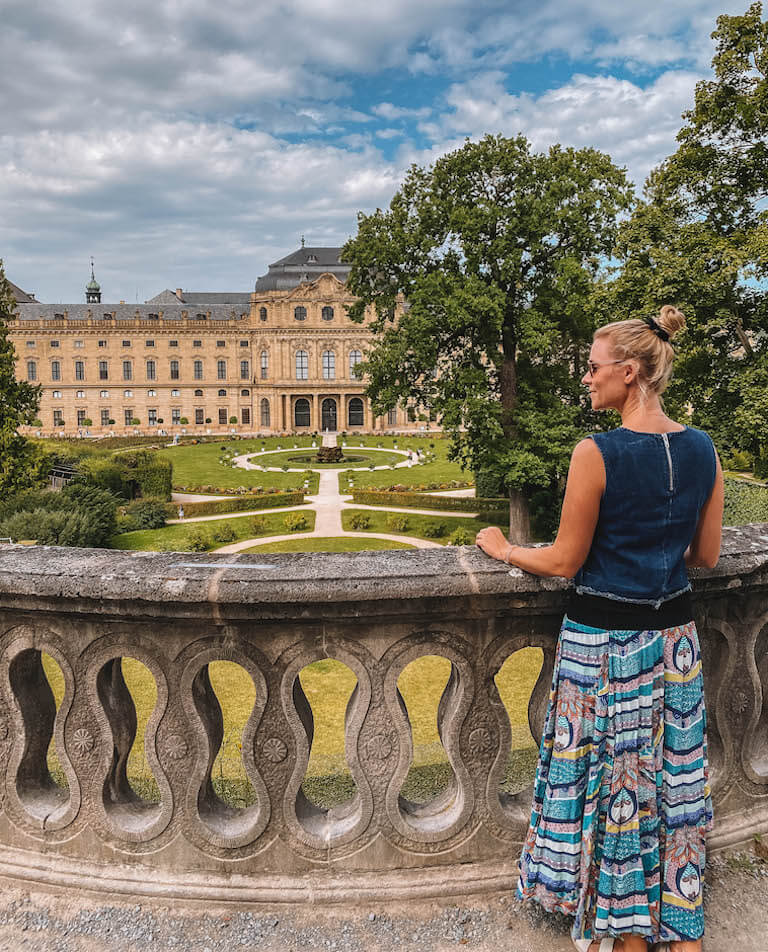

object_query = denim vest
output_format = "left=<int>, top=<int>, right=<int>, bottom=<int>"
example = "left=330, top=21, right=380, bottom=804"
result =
left=574, top=426, right=717, bottom=608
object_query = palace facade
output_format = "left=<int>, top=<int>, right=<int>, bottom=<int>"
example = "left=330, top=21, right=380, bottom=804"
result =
left=8, top=247, right=419, bottom=436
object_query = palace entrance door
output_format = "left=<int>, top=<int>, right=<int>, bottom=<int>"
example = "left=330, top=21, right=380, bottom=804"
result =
left=321, top=398, right=337, bottom=431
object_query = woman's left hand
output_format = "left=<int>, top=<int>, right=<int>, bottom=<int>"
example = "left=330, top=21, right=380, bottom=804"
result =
left=475, top=526, right=511, bottom=563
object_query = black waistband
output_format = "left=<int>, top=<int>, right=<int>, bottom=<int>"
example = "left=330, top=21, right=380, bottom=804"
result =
left=567, top=591, right=694, bottom=630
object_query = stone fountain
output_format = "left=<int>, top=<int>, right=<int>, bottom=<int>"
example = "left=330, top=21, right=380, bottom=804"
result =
left=315, top=429, right=343, bottom=463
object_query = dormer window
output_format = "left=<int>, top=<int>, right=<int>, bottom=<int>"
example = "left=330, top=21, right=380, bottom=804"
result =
left=307, top=254, right=318, bottom=263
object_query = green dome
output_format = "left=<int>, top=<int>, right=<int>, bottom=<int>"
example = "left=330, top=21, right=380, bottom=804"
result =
left=87, top=277, right=100, bottom=291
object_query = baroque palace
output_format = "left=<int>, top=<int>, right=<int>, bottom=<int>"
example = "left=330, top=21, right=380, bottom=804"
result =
left=8, top=246, right=418, bottom=436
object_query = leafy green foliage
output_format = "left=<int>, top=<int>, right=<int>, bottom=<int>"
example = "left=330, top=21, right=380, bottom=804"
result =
left=349, top=513, right=371, bottom=530
left=283, top=512, right=309, bottom=532
left=112, top=451, right=173, bottom=500
left=385, top=513, right=410, bottom=532
left=343, top=134, right=634, bottom=537
left=448, top=528, right=474, bottom=546
left=187, top=528, right=211, bottom=551
left=0, top=483, right=118, bottom=547
left=723, top=477, right=768, bottom=524
left=211, top=523, right=237, bottom=543
left=120, top=498, right=168, bottom=531
left=422, top=521, right=448, bottom=538
left=0, top=260, right=45, bottom=496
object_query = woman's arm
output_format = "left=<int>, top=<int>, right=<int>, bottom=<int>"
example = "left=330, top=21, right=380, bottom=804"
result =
left=475, top=438, right=604, bottom=578
left=685, top=452, right=724, bottom=569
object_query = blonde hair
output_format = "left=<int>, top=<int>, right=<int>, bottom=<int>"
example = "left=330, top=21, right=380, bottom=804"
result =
left=594, top=305, right=686, bottom=397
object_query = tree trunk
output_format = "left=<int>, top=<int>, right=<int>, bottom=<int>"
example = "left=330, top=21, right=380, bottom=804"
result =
left=508, top=487, right=531, bottom=543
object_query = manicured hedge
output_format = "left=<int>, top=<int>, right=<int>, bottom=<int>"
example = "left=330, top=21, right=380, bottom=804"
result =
left=349, top=490, right=507, bottom=513
left=166, top=491, right=305, bottom=518
left=112, top=451, right=173, bottom=501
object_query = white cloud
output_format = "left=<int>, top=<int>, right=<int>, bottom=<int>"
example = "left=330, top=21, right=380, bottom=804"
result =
left=372, top=103, right=432, bottom=121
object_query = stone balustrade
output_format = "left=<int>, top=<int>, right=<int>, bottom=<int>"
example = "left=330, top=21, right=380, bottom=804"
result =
left=0, top=527, right=766, bottom=904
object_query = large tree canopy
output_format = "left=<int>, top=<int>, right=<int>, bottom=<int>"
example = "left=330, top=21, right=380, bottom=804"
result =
left=343, top=134, right=634, bottom=538
left=605, top=2, right=768, bottom=469
left=0, top=259, right=44, bottom=496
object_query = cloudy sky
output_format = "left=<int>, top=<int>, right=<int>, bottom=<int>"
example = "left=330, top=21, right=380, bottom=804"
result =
left=0, top=0, right=746, bottom=304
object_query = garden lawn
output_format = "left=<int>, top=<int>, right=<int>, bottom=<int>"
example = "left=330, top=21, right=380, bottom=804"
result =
left=341, top=508, right=505, bottom=542
left=241, top=537, right=415, bottom=552
left=43, top=649, right=542, bottom=802
left=112, top=509, right=316, bottom=551
left=245, top=448, right=404, bottom=469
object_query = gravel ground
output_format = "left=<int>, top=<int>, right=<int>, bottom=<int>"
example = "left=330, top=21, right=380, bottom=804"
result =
left=0, top=851, right=765, bottom=951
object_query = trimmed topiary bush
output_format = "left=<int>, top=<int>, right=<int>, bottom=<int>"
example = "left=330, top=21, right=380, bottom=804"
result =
left=187, top=529, right=211, bottom=552
left=386, top=514, right=410, bottom=532
left=283, top=512, right=309, bottom=532
left=211, top=523, right=237, bottom=543
left=349, top=513, right=371, bottom=530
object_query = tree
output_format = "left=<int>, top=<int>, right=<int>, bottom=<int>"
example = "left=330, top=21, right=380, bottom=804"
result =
left=343, top=135, right=634, bottom=538
left=604, top=3, right=768, bottom=470
left=0, top=259, right=44, bottom=496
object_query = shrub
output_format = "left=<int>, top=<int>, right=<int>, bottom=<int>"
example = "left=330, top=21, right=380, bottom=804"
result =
left=448, top=527, right=474, bottom=546
left=179, top=417, right=189, bottom=425
left=81, top=418, right=92, bottom=427
left=187, top=529, right=211, bottom=552
left=723, top=478, right=768, bottom=525
left=113, top=450, right=173, bottom=501
left=349, top=513, right=371, bottom=530
left=0, top=483, right=118, bottom=548
left=77, top=457, right=129, bottom=497
left=283, top=512, right=309, bottom=532
left=474, top=469, right=505, bottom=498
left=211, top=523, right=237, bottom=543
left=229, top=416, right=238, bottom=425
left=121, top=497, right=168, bottom=531
left=722, top=449, right=753, bottom=472
left=251, top=516, right=267, bottom=534
left=130, top=418, right=140, bottom=426
left=422, top=521, right=448, bottom=538
left=386, top=514, right=410, bottom=532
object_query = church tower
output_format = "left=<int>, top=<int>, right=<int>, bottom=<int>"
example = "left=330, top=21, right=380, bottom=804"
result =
left=85, top=258, right=101, bottom=304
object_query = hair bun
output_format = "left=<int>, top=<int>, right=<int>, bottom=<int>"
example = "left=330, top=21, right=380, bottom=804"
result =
left=656, top=305, right=686, bottom=341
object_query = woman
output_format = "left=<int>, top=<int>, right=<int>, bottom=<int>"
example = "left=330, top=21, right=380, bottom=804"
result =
left=476, top=306, right=724, bottom=952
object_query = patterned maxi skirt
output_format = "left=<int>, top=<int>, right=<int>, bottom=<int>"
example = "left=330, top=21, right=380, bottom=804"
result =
left=517, top=593, right=713, bottom=944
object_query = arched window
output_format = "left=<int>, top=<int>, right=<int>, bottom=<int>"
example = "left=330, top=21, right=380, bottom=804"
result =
left=321, top=306, right=334, bottom=321
left=51, top=360, right=61, bottom=381
left=295, top=350, right=308, bottom=380
left=146, top=359, right=156, bottom=381
left=217, top=359, right=227, bottom=380
left=322, top=350, right=335, bottom=380
left=294, top=398, right=310, bottom=428
left=294, top=305, right=307, bottom=321
left=259, top=307, right=267, bottom=322
left=26, top=360, right=36, bottom=381
left=349, top=349, right=362, bottom=377
left=348, top=397, right=364, bottom=427
left=170, top=359, right=180, bottom=379
left=240, top=359, right=249, bottom=380
left=260, top=398, right=270, bottom=427
left=260, top=350, right=268, bottom=379
left=194, top=359, right=203, bottom=380
left=241, top=389, right=250, bottom=396
left=218, top=389, right=227, bottom=397
left=194, top=388, right=203, bottom=397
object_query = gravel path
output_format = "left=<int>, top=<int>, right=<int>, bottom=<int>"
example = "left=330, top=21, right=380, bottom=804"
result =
left=0, top=852, right=765, bottom=951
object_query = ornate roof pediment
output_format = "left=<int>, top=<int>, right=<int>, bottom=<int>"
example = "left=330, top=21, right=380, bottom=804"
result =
left=288, top=272, right=350, bottom=301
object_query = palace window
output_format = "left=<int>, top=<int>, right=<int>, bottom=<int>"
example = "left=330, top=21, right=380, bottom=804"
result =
left=53, top=410, right=63, bottom=426
left=123, top=389, right=133, bottom=398
left=194, top=388, right=203, bottom=397
left=171, top=388, right=180, bottom=397
left=148, top=409, right=158, bottom=426
left=145, top=340, right=155, bottom=347
left=388, top=408, right=397, bottom=425
left=218, top=408, right=227, bottom=425
left=124, top=409, right=134, bottom=426
left=98, top=339, right=108, bottom=347
left=99, top=360, right=108, bottom=380
left=349, top=349, right=362, bottom=376
left=241, top=389, right=250, bottom=396
left=52, top=390, right=61, bottom=399
left=50, top=340, right=59, bottom=348
left=147, top=389, right=157, bottom=397
left=27, top=360, right=36, bottom=381
left=217, top=359, right=227, bottom=380
left=260, top=398, right=270, bottom=427
left=240, top=359, right=249, bottom=380
left=194, top=359, right=203, bottom=380
left=123, top=360, right=132, bottom=381
left=407, top=407, right=416, bottom=422
left=216, top=340, right=225, bottom=348
left=74, top=340, right=84, bottom=348
left=101, top=409, right=111, bottom=426
left=172, top=409, right=181, bottom=425
left=322, top=306, right=334, bottom=321
left=241, top=408, right=250, bottom=425
left=218, top=389, right=227, bottom=397
left=295, top=350, right=308, bottom=380
left=146, top=360, right=156, bottom=381
left=239, top=340, right=248, bottom=347
left=169, top=340, right=178, bottom=347
left=77, top=410, right=86, bottom=426
left=259, top=307, right=267, bottom=322
left=51, top=360, right=61, bottom=381
left=294, top=398, right=310, bottom=427
left=75, top=360, right=85, bottom=380
left=26, top=340, right=35, bottom=348
left=100, top=390, right=109, bottom=398
left=260, top=351, right=268, bottom=379
left=294, top=306, right=307, bottom=322
left=322, top=350, right=335, bottom=380
left=348, top=397, right=364, bottom=427
left=195, top=408, right=204, bottom=424
left=76, top=390, right=85, bottom=399
left=122, top=340, right=131, bottom=348
left=193, top=339, right=202, bottom=347
left=170, top=359, right=180, bottom=380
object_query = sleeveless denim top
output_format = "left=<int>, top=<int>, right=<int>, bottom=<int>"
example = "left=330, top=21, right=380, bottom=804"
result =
left=574, top=426, right=717, bottom=608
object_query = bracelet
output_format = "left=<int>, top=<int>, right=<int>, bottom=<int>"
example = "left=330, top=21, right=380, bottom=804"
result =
left=504, top=545, right=515, bottom=565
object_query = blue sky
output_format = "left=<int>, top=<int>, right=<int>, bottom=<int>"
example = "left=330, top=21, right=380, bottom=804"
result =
left=0, top=0, right=749, bottom=303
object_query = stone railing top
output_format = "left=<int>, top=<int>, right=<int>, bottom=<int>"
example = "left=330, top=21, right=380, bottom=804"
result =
left=0, top=524, right=767, bottom=621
